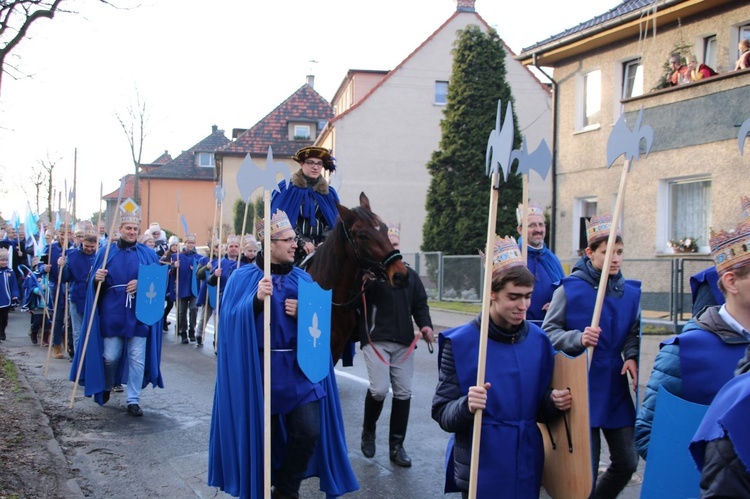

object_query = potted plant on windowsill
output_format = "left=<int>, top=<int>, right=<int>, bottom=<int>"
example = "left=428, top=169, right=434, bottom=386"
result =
left=669, top=236, right=700, bottom=253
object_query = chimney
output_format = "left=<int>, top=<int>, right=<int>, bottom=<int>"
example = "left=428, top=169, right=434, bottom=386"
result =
left=212, top=124, right=218, bottom=133
left=306, top=74, right=315, bottom=88
left=456, top=0, right=475, bottom=12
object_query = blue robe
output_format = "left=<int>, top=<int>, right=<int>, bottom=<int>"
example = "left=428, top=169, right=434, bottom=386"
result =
left=562, top=276, right=641, bottom=428
left=0, top=266, right=20, bottom=308
left=690, top=267, right=724, bottom=308
left=61, top=248, right=96, bottom=311
left=208, top=262, right=358, bottom=498
left=173, top=250, right=201, bottom=299
left=69, top=242, right=164, bottom=405
left=440, top=321, right=554, bottom=498
left=523, top=242, right=565, bottom=322
left=271, top=180, right=340, bottom=234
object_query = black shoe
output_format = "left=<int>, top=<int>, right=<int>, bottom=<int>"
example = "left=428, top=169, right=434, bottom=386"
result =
left=102, top=390, right=111, bottom=405
left=181, top=337, right=189, bottom=344
left=162, top=322, right=169, bottom=332
left=389, top=444, right=412, bottom=467
left=196, top=336, right=203, bottom=348
left=29, top=330, right=38, bottom=345
left=189, top=334, right=196, bottom=343
left=361, top=430, right=376, bottom=458
left=127, top=404, right=143, bottom=417
left=113, top=384, right=124, bottom=393
left=0, top=331, right=6, bottom=341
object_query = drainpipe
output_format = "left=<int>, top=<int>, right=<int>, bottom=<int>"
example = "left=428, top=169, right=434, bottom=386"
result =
left=533, top=53, right=558, bottom=253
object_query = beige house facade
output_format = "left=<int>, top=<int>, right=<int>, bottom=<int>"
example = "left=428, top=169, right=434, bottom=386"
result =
left=316, top=0, right=552, bottom=253
left=517, top=0, right=750, bottom=310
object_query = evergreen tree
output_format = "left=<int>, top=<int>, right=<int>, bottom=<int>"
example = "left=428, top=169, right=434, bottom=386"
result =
left=233, top=198, right=255, bottom=235
left=422, top=25, right=522, bottom=255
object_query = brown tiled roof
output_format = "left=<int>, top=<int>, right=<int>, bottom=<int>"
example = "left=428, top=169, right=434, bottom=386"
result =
left=141, top=126, right=230, bottom=180
left=102, top=174, right=135, bottom=200
left=150, top=151, right=173, bottom=165
left=219, top=84, right=333, bottom=157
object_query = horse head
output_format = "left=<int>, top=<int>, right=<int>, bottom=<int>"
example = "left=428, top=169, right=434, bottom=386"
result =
left=337, top=192, right=408, bottom=288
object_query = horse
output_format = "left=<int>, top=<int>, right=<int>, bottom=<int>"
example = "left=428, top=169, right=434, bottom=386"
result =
left=306, top=192, right=409, bottom=364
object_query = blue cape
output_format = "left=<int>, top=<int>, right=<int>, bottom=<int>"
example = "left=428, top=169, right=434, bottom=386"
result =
left=69, top=242, right=164, bottom=405
left=271, top=179, right=340, bottom=231
left=208, top=263, right=358, bottom=498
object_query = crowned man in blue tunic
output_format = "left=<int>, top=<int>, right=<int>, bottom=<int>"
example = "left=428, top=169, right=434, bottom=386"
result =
left=208, top=210, right=357, bottom=499
left=516, top=201, right=565, bottom=323
left=70, top=198, right=163, bottom=417
left=433, top=235, right=572, bottom=498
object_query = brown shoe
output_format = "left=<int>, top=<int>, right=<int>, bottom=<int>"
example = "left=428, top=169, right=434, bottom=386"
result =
left=52, top=345, right=64, bottom=359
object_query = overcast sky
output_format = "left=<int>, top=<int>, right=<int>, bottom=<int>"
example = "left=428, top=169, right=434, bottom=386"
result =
left=0, top=0, right=621, bottom=221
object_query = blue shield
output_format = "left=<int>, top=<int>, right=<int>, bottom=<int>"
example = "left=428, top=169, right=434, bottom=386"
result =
left=135, top=264, right=169, bottom=325
left=191, top=259, right=199, bottom=297
left=641, top=386, right=709, bottom=499
left=207, top=283, right=217, bottom=309
left=297, top=280, right=331, bottom=383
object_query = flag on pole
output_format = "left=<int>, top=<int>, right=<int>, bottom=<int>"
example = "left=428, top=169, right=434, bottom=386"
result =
left=10, top=211, right=20, bottom=230
left=24, top=203, right=39, bottom=236
left=181, top=215, right=189, bottom=235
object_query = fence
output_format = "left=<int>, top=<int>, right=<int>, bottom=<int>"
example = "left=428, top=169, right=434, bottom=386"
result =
left=404, top=251, right=715, bottom=329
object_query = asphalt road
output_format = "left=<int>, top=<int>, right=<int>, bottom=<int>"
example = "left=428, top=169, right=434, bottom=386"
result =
left=1, top=307, right=662, bottom=498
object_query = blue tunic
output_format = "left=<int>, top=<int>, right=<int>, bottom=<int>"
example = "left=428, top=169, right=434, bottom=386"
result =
left=271, top=180, right=340, bottom=235
left=61, top=248, right=96, bottom=311
left=562, top=276, right=641, bottom=428
left=173, top=250, right=201, bottom=299
left=208, top=262, right=358, bottom=498
left=525, top=244, right=565, bottom=322
left=0, top=267, right=20, bottom=307
left=69, top=242, right=164, bottom=405
left=689, top=267, right=724, bottom=307
left=441, top=321, right=554, bottom=498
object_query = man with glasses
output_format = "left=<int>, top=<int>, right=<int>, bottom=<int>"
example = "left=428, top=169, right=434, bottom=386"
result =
left=271, top=146, right=340, bottom=265
left=209, top=210, right=358, bottom=498
left=196, top=239, right=222, bottom=347
left=516, top=201, right=565, bottom=323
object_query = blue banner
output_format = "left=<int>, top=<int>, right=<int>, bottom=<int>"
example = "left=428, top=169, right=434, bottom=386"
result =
left=297, top=280, right=332, bottom=383
left=135, top=264, right=168, bottom=325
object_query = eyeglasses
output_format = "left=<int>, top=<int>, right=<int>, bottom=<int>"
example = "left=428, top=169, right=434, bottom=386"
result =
left=271, top=236, right=299, bottom=244
left=303, top=160, right=324, bottom=167
left=528, top=223, right=546, bottom=229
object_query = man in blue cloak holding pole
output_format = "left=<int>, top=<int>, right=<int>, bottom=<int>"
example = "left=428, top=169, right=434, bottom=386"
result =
left=208, top=209, right=357, bottom=499
left=69, top=197, right=164, bottom=417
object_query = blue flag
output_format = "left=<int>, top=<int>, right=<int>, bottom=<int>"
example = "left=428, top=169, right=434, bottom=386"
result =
left=297, top=280, right=332, bottom=383
left=181, top=215, right=189, bottom=235
left=135, top=264, right=169, bottom=326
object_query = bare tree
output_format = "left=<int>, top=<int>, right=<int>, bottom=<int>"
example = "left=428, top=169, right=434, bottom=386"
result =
left=115, top=89, right=148, bottom=204
left=37, top=154, right=60, bottom=220
left=29, top=163, right=47, bottom=214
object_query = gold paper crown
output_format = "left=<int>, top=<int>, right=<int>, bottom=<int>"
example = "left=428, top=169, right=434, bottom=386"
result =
left=184, top=233, right=196, bottom=242
left=489, top=235, right=525, bottom=276
left=82, top=221, right=97, bottom=237
left=119, top=198, right=141, bottom=225
left=586, top=214, right=620, bottom=245
left=516, top=202, right=544, bottom=225
left=387, top=222, right=401, bottom=238
left=742, top=196, right=750, bottom=220
left=0, top=248, right=8, bottom=259
left=243, top=234, right=256, bottom=244
left=256, top=210, right=293, bottom=240
left=226, top=234, right=241, bottom=245
left=710, top=220, right=750, bottom=275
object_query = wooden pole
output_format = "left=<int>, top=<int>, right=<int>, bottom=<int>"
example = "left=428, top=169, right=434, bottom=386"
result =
left=200, top=196, right=219, bottom=339
left=588, top=158, right=631, bottom=362
left=521, top=175, right=529, bottom=265
left=468, top=172, right=500, bottom=499
left=213, top=197, right=224, bottom=354
left=46, top=198, right=71, bottom=376
left=263, top=190, right=271, bottom=499
left=69, top=183, right=124, bottom=408
left=237, top=197, right=251, bottom=269
left=175, top=191, right=181, bottom=338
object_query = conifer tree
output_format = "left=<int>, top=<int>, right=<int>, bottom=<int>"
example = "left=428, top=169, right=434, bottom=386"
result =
left=422, top=25, right=522, bottom=255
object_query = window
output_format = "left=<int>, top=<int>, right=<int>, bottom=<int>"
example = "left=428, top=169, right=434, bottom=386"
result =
left=665, top=178, right=711, bottom=252
left=435, top=81, right=448, bottom=105
left=622, top=59, right=643, bottom=99
left=704, top=35, right=717, bottom=69
left=293, top=125, right=311, bottom=140
left=197, top=152, right=214, bottom=168
left=583, top=70, right=601, bottom=128
left=574, top=197, right=598, bottom=254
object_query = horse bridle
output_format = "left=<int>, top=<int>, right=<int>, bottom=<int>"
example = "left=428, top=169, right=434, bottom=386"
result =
left=341, top=222, right=402, bottom=279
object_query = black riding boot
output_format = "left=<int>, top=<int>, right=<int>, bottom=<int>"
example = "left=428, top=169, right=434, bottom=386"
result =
left=361, top=391, right=384, bottom=458
left=389, top=397, right=412, bottom=467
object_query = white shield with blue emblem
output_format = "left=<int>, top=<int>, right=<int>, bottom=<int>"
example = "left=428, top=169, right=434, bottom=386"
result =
left=297, top=280, right=331, bottom=383
left=135, top=263, right=169, bottom=325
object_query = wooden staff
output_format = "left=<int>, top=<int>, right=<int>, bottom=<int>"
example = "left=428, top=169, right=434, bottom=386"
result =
left=521, top=175, right=529, bottom=265
left=213, top=191, right=225, bottom=354
left=468, top=172, right=500, bottom=499
left=237, top=197, right=251, bottom=269
left=588, top=158, right=631, bottom=363
left=174, top=190, right=181, bottom=338
left=200, top=190, right=220, bottom=342
left=263, top=190, right=271, bottom=499
left=46, top=194, right=71, bottom=376
left=69, top=182, right=124, bottom=408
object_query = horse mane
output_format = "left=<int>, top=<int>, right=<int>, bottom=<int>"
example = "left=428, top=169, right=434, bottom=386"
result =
left=308, top=205, right=383, bottom=290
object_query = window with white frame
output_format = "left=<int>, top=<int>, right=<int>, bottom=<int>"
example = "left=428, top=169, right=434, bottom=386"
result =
left=622, top=59, right=643, bottom=99
left=435, top=81, right=448, bottom=105
left=740, top=24, right=750, bottom=47
left=293, top=125, right=311, bottom=140
left=667, top=178, right=711, bottom=252
left=197, top=152, right=214, bottom=168
left=574, top=197, right=598, bottom=253
left=703, top=35, right=717, bottom=69
left=582, top=70, right=601, bottom=128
